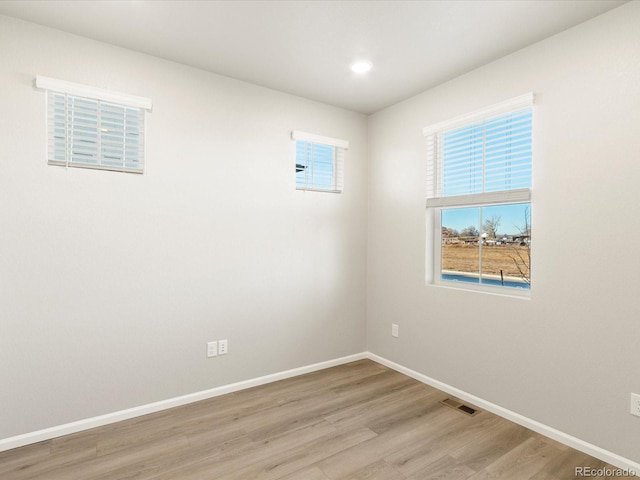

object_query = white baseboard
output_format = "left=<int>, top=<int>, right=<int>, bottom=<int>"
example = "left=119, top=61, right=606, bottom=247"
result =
left=0, top=352, right=367, bottom=453
left=366, top=352, right=640, bottom=476
left=3, top=350, right=639, bottom=476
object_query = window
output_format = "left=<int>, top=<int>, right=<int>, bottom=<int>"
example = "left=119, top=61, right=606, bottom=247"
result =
left=36, top=76, right=152, bottom=174
left=424, top=93, right=533, bottom=293
left=292, top=131, right=348, bottom=192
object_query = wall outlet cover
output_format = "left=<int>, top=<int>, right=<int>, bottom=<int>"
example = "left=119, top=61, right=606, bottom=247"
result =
left=207, top=341, right=218, bottom=358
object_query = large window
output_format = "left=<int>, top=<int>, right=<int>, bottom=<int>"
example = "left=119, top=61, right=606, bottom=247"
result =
left=424, top=94, right=533, bottom=293
left=292, top=131, right=348, bottom=193
left=36, top=76, right=152, bottom=174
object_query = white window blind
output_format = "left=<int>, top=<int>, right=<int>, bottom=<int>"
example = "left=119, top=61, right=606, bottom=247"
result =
left=35, top=76, right=152, bottom=174
left=292, top=131, right=348, bottom=193
left=424, top=93, right=533, bottom=208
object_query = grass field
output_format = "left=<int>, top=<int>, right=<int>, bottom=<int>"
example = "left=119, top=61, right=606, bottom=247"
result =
left=442, top=244, right=530, bottom=280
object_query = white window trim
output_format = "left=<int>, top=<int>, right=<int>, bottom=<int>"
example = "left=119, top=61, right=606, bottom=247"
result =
left=422, top=93, right=533, bottom=137
left=291, top=130, right=349, bottom=150
left=35, top=76, right=152, bottom=111
left=424, top=93, right=534, bottom=296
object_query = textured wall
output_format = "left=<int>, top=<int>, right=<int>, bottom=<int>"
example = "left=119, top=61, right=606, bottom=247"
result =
left=0, top=15, right=368, bottom=439
left=367, top=1, right=640, bottom=463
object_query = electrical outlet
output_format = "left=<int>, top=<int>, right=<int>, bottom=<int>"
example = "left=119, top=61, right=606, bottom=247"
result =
left=631, top=393, right=640, bottom=417
left=391, top=323, right=399, bottom=338
left=218, top=339, right=228, bottom=355
left=207, top=341, right=218, bottom=358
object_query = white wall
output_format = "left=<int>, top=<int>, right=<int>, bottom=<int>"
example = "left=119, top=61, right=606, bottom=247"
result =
left=2, top=1, right=640, bottom=467
left=367, top=1, right=640, bottom=463
left=0, top=15, right=368, bottom=439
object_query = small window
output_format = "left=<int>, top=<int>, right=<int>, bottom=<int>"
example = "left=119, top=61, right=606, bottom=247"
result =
left=292, top=131, right=348, bottom=193
left=36, top=76, right=152, bottom=174
left=424, top=94, right=534, bottom=293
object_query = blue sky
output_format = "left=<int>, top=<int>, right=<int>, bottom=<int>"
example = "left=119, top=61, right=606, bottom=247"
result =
left=442, top=203, right=530, bottom=236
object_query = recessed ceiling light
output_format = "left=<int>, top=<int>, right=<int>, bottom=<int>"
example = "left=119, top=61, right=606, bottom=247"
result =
left=351, top=61, right=372, bottom=74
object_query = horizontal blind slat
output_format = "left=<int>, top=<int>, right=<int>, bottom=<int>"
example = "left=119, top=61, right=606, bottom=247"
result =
left=426, top=105, right=532, bottom=200
left=46, top=89, right=146, bottom=173
left=295, top=139, right=345, bottom=192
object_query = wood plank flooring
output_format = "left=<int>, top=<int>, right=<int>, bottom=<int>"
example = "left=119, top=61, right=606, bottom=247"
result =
left=0, top=360, right=624, bottom=479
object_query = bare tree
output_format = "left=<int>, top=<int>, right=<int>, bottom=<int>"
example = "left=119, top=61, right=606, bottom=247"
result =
left=482, top=215, right=501, bottom=239
left=442, top=227, right=459, bottom=238
left=460, top=225, right=479, bottom=237
left=509, top=207, right=531, bottom=285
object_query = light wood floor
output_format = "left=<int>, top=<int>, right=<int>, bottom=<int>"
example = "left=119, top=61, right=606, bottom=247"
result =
left=0, top=359, right=622, bottom=479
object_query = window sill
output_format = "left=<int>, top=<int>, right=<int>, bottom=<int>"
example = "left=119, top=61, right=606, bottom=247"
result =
left=296, top=187, right=342, bottom=194
left=426, top=281, right=531, bottom=300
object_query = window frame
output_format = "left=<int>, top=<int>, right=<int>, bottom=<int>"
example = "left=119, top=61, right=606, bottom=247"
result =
left=430, top=203, right=532, bottom=298
left=292, top=130, right=348, bottom=193
left=423, top=94, right=534, bottom=297
left=35, top=76, right=152, bottom=174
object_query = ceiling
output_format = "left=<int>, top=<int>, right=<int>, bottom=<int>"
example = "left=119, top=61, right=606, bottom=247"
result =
left=0, top=0, right=628, bottom=114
